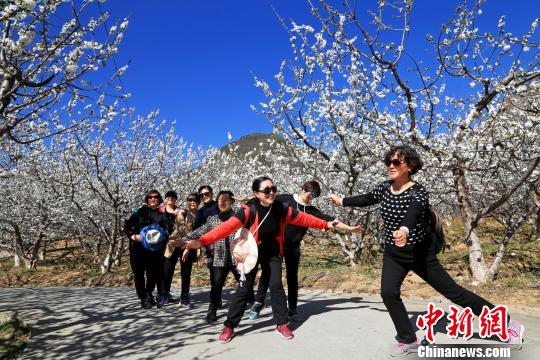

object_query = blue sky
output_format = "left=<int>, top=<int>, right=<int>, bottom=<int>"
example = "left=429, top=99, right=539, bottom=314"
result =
left=101, top=0, right=538, bottom=149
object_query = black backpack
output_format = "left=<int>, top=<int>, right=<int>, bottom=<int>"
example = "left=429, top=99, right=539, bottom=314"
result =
left=383, top=181, right=446, bottom=253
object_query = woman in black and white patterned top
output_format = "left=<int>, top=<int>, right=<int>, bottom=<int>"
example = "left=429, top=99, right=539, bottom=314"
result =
left=363, top=179, right=429, bottom=262
left=328, top=145, right=523, bottom=356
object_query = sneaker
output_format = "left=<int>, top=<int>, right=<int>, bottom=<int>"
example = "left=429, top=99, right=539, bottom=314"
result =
left=166, top=294, right=181, bottom=304
left=140, top=298, right=153, bottom=309
left=180, top=298, right=193, bottom=309
left=146, top=293, right=157, bottom=306
left=248, top=302, right=263, bottom=320
left=156, top=295, right=167, bottom=309
left=288, top=309, right=302, bottom=322
left=389, top=340, right=420, bottom=357
left=206, top=309, right=218, bottom=324
left=218, top=326, right=234, bottom=344
left=507, top=319, right=524, bottom=350
left=275, top=324, right=294, bottom=340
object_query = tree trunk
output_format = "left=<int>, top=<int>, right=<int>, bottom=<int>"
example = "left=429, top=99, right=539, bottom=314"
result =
left=535, top=207, right=540, bottom=241
left=100, top=205, right=120, bottom=274
left=453, top=161, right=490, bottom=283
left=13, top=252, right=21, bottom=267
left=38, top=243, right=45, bottom=261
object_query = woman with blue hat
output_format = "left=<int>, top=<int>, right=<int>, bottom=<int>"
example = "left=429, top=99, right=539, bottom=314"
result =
left=124, top=189, right=174, bottom=309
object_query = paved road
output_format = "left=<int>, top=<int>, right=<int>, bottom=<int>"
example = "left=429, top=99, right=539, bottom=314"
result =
left=1, top=287, right=538, bottom=359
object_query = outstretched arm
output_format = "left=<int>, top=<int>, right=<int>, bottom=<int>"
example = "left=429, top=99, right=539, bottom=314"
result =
left=328, top=192, right=379, bottom=208
left=333, top=220, right=364, bottom=233
left=185, top=216, right=243, bottom=249
left=288, top=210, right=330, bottom=229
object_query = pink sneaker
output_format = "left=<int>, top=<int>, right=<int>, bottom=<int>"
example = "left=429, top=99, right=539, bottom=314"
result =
left=275, top=324, right=294, bottom=339
left=218, top=326, right=234, bottom=344
left=389, top=339, right=420, bottom=357
left=507, top=319, right=524, bottom=350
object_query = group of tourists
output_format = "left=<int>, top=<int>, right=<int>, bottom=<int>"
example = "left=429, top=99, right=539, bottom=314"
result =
left=124, top=145, right=524, bottom=356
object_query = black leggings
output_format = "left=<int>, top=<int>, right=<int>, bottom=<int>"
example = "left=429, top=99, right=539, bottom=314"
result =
left=129, top=240, right=164, bottom=299
left=225, top=255, right=287, bottom=328
left=162, top=247, right=197, bottom=298
left=255, top=246, right=301, bottom=310
left=381, top=252, right=495, bottom=343
left=208, top=265, right=241, bottom=310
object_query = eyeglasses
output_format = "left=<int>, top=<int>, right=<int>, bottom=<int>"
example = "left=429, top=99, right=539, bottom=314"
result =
left=257, top=186, right=278, bottom=195
left=384, top=159, right=404, bottom=167
left=303, top=188, right=319, bottom=198
left=187, top=198, right=198, bottom=203
left=199, top=191, right=211, bottom=197
left=148, top=195, right=159, bottom=199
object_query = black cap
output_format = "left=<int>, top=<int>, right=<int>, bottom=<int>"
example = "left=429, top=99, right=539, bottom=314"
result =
left=165, top=191, right=178, bottom=199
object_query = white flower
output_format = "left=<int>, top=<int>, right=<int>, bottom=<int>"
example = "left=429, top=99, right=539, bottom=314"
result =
left=469, top=82, right=476, bottom=88
left=65, top=63, right=78, bottom=74
left=20, top=0, right=36, bottom=11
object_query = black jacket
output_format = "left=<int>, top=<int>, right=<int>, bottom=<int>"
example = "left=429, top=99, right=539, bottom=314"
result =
left=124, top=205, right=174, bottom=239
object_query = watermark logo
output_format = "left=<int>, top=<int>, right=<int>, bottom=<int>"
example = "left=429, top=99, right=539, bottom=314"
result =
left=416, top=303, right=509, bottom=343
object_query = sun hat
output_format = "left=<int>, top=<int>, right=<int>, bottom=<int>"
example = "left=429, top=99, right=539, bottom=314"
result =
left=140, top=224, right=169, bottom=252
left=232, top=227, right=258, bottom=280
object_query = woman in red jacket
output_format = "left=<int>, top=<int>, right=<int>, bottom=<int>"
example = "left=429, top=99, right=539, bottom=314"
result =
left=184, top=176, right=360, bottom=343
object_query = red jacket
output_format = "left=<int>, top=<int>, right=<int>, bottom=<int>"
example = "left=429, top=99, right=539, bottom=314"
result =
left=200, top=202, right=329, bottom=256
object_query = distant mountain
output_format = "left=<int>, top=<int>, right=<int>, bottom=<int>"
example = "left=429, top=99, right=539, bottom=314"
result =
left=219, top=132, right=291, bottom=164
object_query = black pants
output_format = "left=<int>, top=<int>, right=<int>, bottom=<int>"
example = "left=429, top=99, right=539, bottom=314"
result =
left=225, top=255, right=287, bottom=328
left=381, top=252, right=495, bottom=344
left=129, top=240, right=164, bottom=299
left=255, top=246, right=301, bottom=310
left=161, top=247, right=197, bottom=298
left=208, top=265, right=240, bottom=311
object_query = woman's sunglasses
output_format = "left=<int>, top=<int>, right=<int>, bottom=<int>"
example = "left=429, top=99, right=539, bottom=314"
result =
left=147, top=195, right=160, bottom=199
left=384, top=159, right=404, bottom=167
left=187, top=198, right=198, bottom=203
left=257, top=186, right=278, bottom=195
left=303, top=188, right=319, bottom=198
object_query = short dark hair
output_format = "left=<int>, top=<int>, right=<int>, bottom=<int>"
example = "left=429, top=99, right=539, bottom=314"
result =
left=384, top=145, right=423, bottom=175
left=144, top=189, right=163, bottom=204
left=164, top=190, right=178, bottom=199
left=216, top=190, right=235, bottom=203
left=187, top=192, right=200, bottom=203
left=302, top=180, right=321, bottom=195
left=198, top=185, right=213, bottom=194
left=252, top=176, right=273, bottom=192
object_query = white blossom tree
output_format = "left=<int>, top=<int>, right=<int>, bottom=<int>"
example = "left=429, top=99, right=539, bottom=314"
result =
left=0, top=0, right=129, bottom=165
left=254, top=0, right=540, bottom=281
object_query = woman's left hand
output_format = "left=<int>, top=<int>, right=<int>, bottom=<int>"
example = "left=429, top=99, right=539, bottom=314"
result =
left=168, top=239, right=184, bottom=248
left=184, top=240, right=202, bottom=249
left=181, top=248, right=189, bottom=262
left=393, top=229, right=408, bottom=247
left=331, top=220, right=365, bottom=233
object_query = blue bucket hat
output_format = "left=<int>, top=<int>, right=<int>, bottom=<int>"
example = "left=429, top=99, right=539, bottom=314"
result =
left=140, top=224, right=169, bottom=252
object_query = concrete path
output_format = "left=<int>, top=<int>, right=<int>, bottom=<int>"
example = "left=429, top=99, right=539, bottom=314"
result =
left=0, top=287, right=538, bottom=359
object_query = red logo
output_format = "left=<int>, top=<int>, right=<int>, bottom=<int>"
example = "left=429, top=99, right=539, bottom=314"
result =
left=416, top=303, right=445, bottom=343
left=479, top=305, right=509, bottom=342
left=446, top=305, right=474, bottom=340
